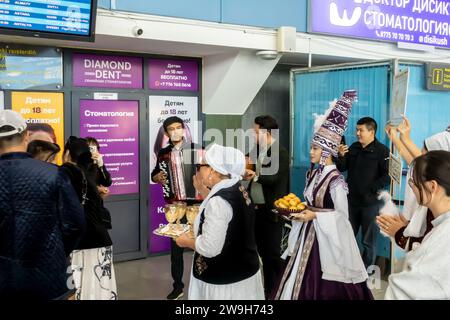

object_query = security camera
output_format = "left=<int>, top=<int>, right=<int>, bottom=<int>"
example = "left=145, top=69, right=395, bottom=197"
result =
left=256, top=50, right=278, bottom=60
left=132, top=26, right=143, bottom=37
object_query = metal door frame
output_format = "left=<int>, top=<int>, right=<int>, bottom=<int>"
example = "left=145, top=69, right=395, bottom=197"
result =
left=71, top=91, right=149, bottom=262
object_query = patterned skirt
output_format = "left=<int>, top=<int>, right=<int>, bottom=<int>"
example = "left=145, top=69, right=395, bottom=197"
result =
left=70, top=246, right=118, bottom=300
left=271, top=223, right=373, bottom=300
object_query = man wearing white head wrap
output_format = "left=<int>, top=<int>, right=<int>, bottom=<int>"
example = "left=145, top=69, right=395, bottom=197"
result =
left=176, top=144, right=264, bottom=300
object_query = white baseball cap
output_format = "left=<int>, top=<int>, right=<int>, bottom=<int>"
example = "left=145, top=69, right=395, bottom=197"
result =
left=0, top=110, right=27, bottom=137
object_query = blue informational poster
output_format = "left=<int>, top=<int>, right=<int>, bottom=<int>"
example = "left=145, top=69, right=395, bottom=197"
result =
left=0, top=0, right=95, bottom=37
left=0, top=44, right=63, bottom=90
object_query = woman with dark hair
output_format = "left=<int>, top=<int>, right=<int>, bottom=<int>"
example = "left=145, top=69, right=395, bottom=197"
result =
left=85, top=137, right=112, bottom=199
left=61, top=136, right=117, bottom=300
left=385, top=150, right=450, bottom=299
left=379, top=119, right=450, bottom=250
left=27, top=140, right=60, bottom=164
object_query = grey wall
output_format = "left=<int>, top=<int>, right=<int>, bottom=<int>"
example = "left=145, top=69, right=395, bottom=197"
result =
left=242, top=64, right=292, bottom=153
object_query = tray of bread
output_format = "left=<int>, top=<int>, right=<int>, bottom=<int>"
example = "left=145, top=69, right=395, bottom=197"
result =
left=273, top=193, right=308, bottom=219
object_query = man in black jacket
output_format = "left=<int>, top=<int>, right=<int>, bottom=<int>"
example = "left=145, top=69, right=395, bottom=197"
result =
left=336, top=117, right=390, bottom=268
left=244, top=115, right=289, bottom=298
left=0, top=110, right=85, bottom=300
left=151, top=116, right=202, bottom=300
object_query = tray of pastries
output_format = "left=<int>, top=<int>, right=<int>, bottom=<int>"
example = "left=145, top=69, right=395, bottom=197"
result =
left=273, top=193, right=308, bottom=220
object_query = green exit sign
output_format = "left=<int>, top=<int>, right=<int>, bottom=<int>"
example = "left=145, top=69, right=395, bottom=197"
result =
left=426, top=63, right=450, bottom=91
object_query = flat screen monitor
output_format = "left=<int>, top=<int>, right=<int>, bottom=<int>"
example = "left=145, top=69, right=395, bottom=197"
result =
left=0, top=0, right=97, bottom=42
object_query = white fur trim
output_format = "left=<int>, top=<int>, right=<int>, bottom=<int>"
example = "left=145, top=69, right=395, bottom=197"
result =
left=377, top=190, right=400, bottom=238
left=313, top=99, right=337, bottom=133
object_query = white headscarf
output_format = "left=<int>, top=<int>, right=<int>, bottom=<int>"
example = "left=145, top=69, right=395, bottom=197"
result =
left=204, top=143, right=245, bottom=180
left=196, top=144, right=245, bottom=218
left=403, top=130, right=450, bottom=238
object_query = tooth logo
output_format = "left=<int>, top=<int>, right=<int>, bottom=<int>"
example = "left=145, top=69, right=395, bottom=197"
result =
left=330, top=1, right=362, bottom=27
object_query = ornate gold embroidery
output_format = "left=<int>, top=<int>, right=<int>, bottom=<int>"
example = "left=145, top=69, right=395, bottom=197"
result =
left=239, top=185, right=252, bottom=206
left=195, top=255, right=208, bottom=275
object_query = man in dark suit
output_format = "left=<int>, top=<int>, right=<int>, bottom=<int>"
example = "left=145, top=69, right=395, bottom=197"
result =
left=336, top=117, right=390, bottom=268
left=244, top=115, right=290, bottom=299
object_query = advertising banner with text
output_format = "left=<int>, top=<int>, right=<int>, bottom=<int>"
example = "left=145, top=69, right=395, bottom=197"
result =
left=310, top=0, right=450, bottom=49
left=12, top=91, right=64, bottom=163
left=80, top=99, right=140, bottom=195
left=73, top=53, right=143, bottom=89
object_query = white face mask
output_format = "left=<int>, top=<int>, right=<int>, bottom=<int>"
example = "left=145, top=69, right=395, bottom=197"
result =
left=170, top=128, right=184, bottom=142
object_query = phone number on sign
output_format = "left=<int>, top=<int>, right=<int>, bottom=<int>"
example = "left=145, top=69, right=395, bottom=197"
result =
left=375, top=30, right=415, bottom=41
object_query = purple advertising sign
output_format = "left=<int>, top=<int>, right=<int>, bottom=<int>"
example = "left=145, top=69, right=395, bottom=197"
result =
left=149, top=185, right=171, bottom=253
left=73, top=53, right=143, bottom=88
left=310, top=0, right=449, bottom=49
left=80, top=100, right=139, bottom=195
left=149, top=59, right=198, bottom=91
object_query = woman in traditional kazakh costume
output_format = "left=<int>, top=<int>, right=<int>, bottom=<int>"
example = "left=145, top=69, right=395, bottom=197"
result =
left=272, top=90, right=373, bottom=300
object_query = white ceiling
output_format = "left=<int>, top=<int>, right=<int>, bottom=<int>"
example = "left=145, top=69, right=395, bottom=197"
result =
left=0, top=33, right=366, bottom=68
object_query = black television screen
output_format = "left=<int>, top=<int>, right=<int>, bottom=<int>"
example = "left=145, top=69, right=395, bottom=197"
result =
left=0, top=0, right=97, bottom=42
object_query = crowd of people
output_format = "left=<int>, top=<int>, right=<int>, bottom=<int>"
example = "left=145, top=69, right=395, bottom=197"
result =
left=1, top=89, right=449, bottom=300
left=155, top=91, right=450, bottom=301
left=0, top=110, right=117, bottom=300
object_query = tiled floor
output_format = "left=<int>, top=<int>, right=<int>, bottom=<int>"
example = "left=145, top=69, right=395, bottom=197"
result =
left=115, top=252, right=193, bottom=300
left=115, top=253, right=388, bottom=300
left=371, top=280, right=389, bottom=300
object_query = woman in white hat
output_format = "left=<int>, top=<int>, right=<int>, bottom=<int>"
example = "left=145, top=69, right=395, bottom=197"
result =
left=176, top=143, right=264, bottom=300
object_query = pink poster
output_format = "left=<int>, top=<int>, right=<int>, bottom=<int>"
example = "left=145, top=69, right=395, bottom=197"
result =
left=80, top=100, right=139, bottom=195
left=73, top=53, right=143, bottom=89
